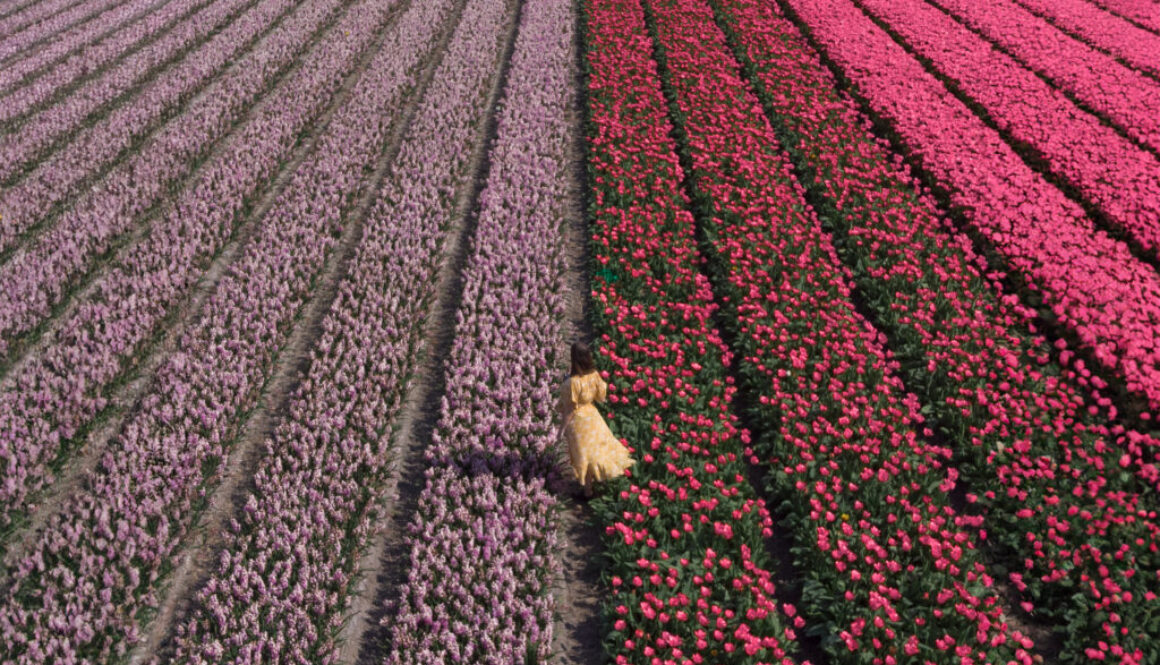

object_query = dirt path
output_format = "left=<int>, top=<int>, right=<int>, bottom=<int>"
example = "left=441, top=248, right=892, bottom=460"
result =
left=544, top=14, right=609, bottom=664
left=0, top=0, right=375, bottom=577
left=330, top=6, right=524, bottom=663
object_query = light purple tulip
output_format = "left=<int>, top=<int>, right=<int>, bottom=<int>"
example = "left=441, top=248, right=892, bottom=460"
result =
left=0, top=0, right=281, bottom=172
left=0, top=0, right=88, bottom=33
left=0, top=0, right=414, bottom=533
left=0, top=0, right=141, bottom=62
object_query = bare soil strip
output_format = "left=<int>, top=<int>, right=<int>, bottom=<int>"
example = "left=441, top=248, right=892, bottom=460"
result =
left=332, top=6, right=524, bottom=664
left=0, top=0, right=384, bottom=581
left=546, top=84, right=610, bottom=664
left=540, top=9, right=610, bottom=662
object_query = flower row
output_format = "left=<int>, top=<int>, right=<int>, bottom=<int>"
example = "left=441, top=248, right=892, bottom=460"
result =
left=167, top=0, right=483, bottom=659
left=0, top=0, right=232, bottom=130
left=0, top=0, right=168, bottom=97
left=777, top=0, right=1160, bottom=488
left=0, top=0, right=410, bottom=656
left=644, top=0, right=1033, bottom=661
left=584, top=0, right=805, bottom=662
left=384, top=0, right=574, bottom=660
left=856, top=0, right=1160, bottom=262
left=0, top=0, right=81, bottom=36
left=1086, top=0, right=1160, bottom=33
left=923, top=0, right=1160, bottom=156
left=0, top=0, right=360, bottom=535
left=711, top=0, right=1160, bottom=659
left=781, top=0, right=1160, bottom=415
left=1009, top=0, right=1160, bottom=78
left=0, top=0, right=280, bottom=185
left=0, top=0, right=338, bottom=355
left=0, top=0, right=128, bottom=60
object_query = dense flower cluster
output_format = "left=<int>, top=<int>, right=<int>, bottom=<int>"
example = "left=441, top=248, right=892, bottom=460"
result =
left=854, top=0, right=1160, bottom=262
left=167, top=0, right=474, bottom=660
left=710, top=0, right=1160, bottom=660
left=1, top=0, right=212, bottom=125
left=1085, top=0, right=1160, bottom=32
left=0, top=0, right=410, bottom=657
left=0, top=0, right=385, bottom=535
left=643, top=0, right=1031, bottom=661
left=389, top=469, right=557, bottom=665
left=0, top=0, right=85, bottom=37
left=0, top=0, right=332, bottom=332
left=584, top=1, right=804, bottom=663
left=780, top=0, right=1160, bottom=414
left=923, top=0, right=1160, bottom=156
left=0, top=0, right=128, bottom=61
left=1009, top=0, right=1160, bottom=78
left=0, top=0, right=258, bottom=154
left=384, top=0, right=574, bottom=660
left=0, top=0, right=170, bottom=99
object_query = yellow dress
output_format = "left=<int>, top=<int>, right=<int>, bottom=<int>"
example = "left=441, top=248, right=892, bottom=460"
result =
left=558, top=371, right=635, bottom=485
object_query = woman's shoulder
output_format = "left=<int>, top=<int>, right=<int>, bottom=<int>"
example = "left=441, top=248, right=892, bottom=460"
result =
left=578, top=370, right=603, bottom=385
left=563, top=371, right=598, bottom=386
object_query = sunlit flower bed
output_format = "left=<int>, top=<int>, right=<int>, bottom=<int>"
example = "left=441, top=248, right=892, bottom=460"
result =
left=0, top=0, right=410, bottom=656
left=385, top=0, right=573, bottom=660
left=0, top=0, right=390, bottom=537
left=0, top=0, right=342, bottom=352
left=919, top=0, right=1160, bottom=155
left=1006, top=0, right=1160, bottom=78
left=166, top=0, right=468, bottom=659
left=0, top=0, right=270, bottom=176
left=706, top=1, right=1160, bottom=660
left=853, top=0, right=1160, bottom=263
left=0, top=0, right=206, bottom=124
left=583, top=0, right=807, bottom=661
left=779, top=0, right=1160, bottom=414
left=640, top=0, right=1031, bottom=660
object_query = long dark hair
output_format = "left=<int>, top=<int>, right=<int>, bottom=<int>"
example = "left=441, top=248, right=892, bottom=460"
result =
left=570, top=341, right=596, bottom=377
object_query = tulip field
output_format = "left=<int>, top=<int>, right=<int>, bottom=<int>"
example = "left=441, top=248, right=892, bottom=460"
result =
left=1, top=0, right=1158, bottom=660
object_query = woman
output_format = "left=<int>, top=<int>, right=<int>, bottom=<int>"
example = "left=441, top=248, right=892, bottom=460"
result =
left=558, top=342, right=635, bottom=498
